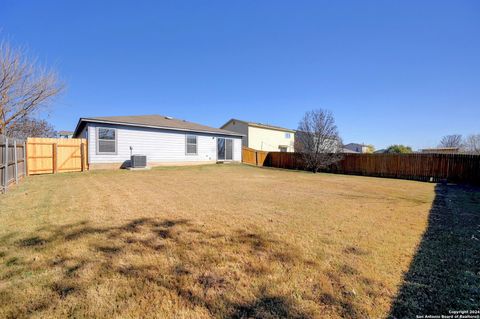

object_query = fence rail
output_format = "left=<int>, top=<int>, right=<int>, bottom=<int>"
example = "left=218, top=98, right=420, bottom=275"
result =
left=1, top=135, right=26, bottom=193
left=242, top=147, right=480, bottom=185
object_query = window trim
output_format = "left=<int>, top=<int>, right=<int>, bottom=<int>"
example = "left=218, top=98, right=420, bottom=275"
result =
left=185, top=134, right=198, bottom=155
left=96, top=127, right=118, bottom=155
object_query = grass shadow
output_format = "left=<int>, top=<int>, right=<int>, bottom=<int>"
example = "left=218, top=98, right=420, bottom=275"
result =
left=388, top=183, right=480, bottom=318
left=0, top=217, right=321, bottom=318
left=229, top=293, right=310, bottom=319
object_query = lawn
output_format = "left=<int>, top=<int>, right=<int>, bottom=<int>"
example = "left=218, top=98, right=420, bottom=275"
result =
left=0, top=164, right=478, bottom=318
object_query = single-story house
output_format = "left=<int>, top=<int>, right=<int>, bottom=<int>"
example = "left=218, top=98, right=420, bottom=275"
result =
left=420, top=147, right=460, bottom=154
left=344, top=143, right=371, bottom=153
left=342, top=147, right=359, bottom=153
left=220, top=119, right=295, bottom=152
left=57, top=130, right=74, bottom=139
left=73, top=115, right=243, bottom=169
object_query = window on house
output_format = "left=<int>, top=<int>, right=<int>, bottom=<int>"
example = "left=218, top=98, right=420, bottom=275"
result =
left=285, top=133, right=291, bottom=139
left=279, top=146, right=288, bottom=152
left=186, top=135, right=197, bottom=155
left=97, top=127, right=116, bottom=154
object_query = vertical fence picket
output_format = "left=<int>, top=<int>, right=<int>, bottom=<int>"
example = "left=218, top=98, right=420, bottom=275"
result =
left=23, top=141, right=27, bottom=177
left=52, top=143, right=58, bottom=174
left=13, top=140, right=18, bottom=184
left=1, top=136, right=28, bottom=193
left=4, top=137, right=8, bottom=193
left=1, top=135, right=4, bottom=193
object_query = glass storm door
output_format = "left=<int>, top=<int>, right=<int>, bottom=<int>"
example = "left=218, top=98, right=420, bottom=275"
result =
left=217, top=138, right=233, bottom=161
left=217, top=138, right=225, bottom=160
left=225, top=139, right=233, bottom=160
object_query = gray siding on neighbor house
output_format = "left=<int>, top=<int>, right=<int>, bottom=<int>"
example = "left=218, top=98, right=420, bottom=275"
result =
left=86, top=123, right=242, bottom=164
left=221, top=120, right=249, bottom=148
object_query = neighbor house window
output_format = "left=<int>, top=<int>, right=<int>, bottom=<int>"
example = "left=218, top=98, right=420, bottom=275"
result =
left=97, top=127, right=117, bottom=154
left=186, top=135, right=197, bottom=155
left=285, top=133, right=291, bottom=139
left=279, top=146, right=288, bottom=152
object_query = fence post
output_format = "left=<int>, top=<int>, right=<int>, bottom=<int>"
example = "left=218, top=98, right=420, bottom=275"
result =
left=4, top=137, right=8, bottom=193
left=23, top=141, right=27, bottom=176
left=1, top=136, right=4, bottom=193
left=13, top=140, right=18, bottom=184
left=80, top=142, right=85, bottom=172
left=52, top=143, right=58, bottom=174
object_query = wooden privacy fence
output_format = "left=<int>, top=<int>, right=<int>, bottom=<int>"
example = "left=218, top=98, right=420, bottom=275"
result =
left=27, top=138, right=88, bottom=175
left=242, top=147, right=269, bottom=166
left=329, top=153, right=480, bottom=184
left=1, top=135, right=27, bottom=193
left=242, top=147, right=480, bottom=185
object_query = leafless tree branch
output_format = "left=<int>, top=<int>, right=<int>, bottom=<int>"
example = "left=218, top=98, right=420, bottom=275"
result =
left=0, top=41, right=64, bottom=134
left=5, top=116, right=57, bottom=139
left=464, top=134, right=480, bottom=154
left=439, top=134, right=462, bottom=148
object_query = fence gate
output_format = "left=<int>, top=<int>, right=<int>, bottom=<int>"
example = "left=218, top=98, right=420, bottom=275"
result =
left=27, top=137, right=88, bottom=175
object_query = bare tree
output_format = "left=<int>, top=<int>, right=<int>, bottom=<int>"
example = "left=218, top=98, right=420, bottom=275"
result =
left=295, top=109, right=343, bottom=173
left=0, top=41, right=64, bottom=135
left=439, top=134, right=463, bottom=148
left=5, top=116, right=56, bottom=139
left=464, top=134, right=480, bottom=154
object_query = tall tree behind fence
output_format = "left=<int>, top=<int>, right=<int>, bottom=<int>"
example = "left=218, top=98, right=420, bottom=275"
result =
left=1, top=135, right=26, bottom=193
left=242, top=147, right=480, bottom=185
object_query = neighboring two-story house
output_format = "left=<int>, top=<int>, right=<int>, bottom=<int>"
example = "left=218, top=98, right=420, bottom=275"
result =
left=221, top=119, right=295, bottom=152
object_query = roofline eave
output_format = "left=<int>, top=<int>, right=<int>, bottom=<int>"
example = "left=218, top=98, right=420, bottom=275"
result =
left=73, top=118, right=245, bottom=138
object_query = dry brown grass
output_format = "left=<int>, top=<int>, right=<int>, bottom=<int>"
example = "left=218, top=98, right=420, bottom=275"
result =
left=0, top=164, right=477, bottom=318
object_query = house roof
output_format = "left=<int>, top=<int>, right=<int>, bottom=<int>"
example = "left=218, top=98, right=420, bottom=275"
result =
left=421, top=147, right=460, bottom=151
left=58, top=131, right=73, bottom=135
left=420, top=147, right=460, bottom=153
left=344, top=143, right=368, bottom=148
left=73, top=115, right=244, bottom=137
left=342, top=148, right=359, bottom=153
left=221, top=119, right=296, bottom=133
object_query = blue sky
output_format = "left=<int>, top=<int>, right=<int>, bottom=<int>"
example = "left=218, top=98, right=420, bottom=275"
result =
left=1, top=0, right=479, bottom=150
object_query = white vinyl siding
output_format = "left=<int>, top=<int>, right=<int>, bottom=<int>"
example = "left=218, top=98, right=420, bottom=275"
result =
left=86, top=123, right=242, bottom=164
